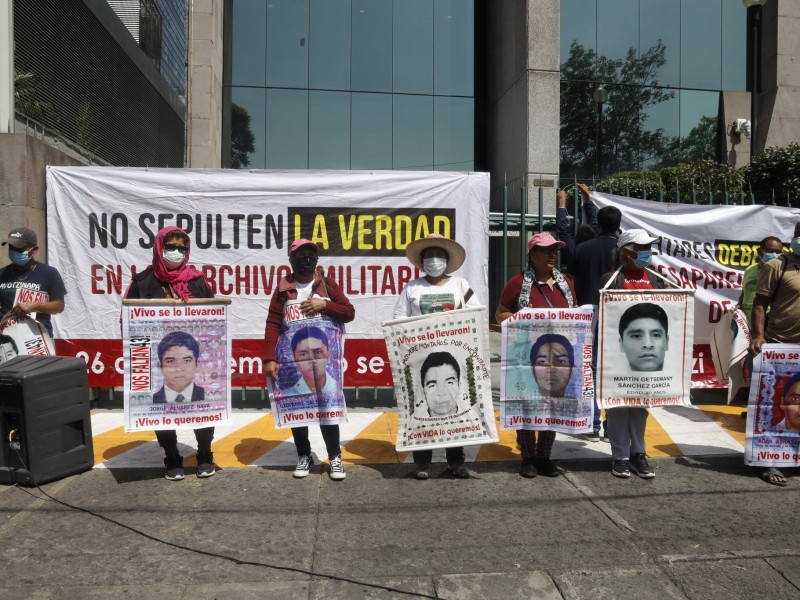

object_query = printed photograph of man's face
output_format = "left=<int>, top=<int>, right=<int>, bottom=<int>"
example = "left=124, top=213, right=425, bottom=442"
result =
left=419, top=351, right=461, bottom=418
left=618, top=303, right=669, bottom=372
left=530, top=333, right=576, bottom=398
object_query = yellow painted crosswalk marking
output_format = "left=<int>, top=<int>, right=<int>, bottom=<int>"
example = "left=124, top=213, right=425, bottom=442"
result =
left=208, top=414, right=293, bottom=467
left=476, top=414, right=519, bottom=462
left=92, top=427, right=156, bottom=465
left=342, top=412, right=408, bottom=464
left=698, top=404, right=747, bottom=446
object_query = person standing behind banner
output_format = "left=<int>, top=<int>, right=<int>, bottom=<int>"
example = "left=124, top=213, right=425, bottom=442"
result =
left=0, top=227, right=66, bottom=339
left=264, top=239, right=355, bottom=481
left=496, top=232, right=576, bottom=479
left=598, top=229, right=668, bottom=480
left=556, top=184, right=597, bottom=268
left=125, top=226, right=215, bottom=481
left=739, top=235, right=784, bottom=322
left=748, top=221, right=800, bottom=487
left=393, top=233, right=480, bottom=480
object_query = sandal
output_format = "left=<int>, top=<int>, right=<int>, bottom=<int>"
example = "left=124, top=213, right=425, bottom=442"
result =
left=759, top=467, right=788, bottom=487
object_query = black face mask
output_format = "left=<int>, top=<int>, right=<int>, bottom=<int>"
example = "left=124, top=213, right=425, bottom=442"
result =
left=293, top=255, right=318, bottom=275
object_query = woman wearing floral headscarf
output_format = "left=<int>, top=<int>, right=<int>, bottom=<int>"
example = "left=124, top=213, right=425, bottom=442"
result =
left=125, top=226, right=215, bottom=481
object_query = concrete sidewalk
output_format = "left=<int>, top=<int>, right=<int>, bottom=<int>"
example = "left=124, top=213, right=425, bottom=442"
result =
left=1, top=455, right=799, bottom=599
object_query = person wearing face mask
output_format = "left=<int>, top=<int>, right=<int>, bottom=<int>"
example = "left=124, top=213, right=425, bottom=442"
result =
left=264, top=239, right=355, bottom=480
left=748, top=222, right=800, bottom=487
left=393, top=233, right=480, bottom=479
left=0, top=227, right=67, bottom=339
left=124, top=226, right=216, bottom=481
left=738, top=236, right=784, bottom=322
left=598, top=228, right=669, bottom=480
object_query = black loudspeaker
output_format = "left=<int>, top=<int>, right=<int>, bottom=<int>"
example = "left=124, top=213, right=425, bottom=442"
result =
left=0, top=356, right=94, bottom=485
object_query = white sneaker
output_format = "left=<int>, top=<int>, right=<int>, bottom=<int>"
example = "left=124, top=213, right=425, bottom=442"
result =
left=293, top=454, right=314, bottom=478
left=329, top=454, right=346, bottom=481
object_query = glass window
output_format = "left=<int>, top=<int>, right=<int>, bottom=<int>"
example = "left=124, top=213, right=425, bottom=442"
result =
left=560, top=0, right=597, bottom=67
left=641, top=92, right=679, bottom=167
left=434, top=96, right=473, bottom=171
left=721, top=0, right=747, bottom=91
left=434, top=0, right=473, bottom=96
left=229, top=0, right=267, bottom=86
left=310, top=0, right=351, bottom=90
left=266, top=0, right=309, bottom=88
left=680, top=89, right=719, bottom=138
left=228, top=86, right=266, bottom=169
left=351, top=92, right=392, bottom=169
left=597, top=0, right=638, bottom=63
left=309, top=91, right=351, bottom=168
left=351, top=0, right=392, bottom=92
left=681, top=0, right=722, bottom=89
left=266, top=89, right=308, bottom=168
left=393, top=0, right=433, bottom=94
left=640, top=0, right=680, bottom=88
left=393, top=94, right=433, bottom=169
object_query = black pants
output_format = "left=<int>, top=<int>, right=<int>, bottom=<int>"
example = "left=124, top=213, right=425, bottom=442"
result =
left=413, top=447, right=465, bottom=466
left=291, top=424, right=341, bottom=460
left=156, top=427, right=214, bottom=456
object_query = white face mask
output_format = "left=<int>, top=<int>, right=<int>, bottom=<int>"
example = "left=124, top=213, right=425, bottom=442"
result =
left=423, top=257, right=448, bottom=277
left=162, top=249, right=185, bottom=269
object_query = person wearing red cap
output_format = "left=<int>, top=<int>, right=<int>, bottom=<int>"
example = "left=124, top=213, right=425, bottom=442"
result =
left=125, top=226, right=216, bottom=481
left=1, top=226, right=66, bottom=338
left=393, top=233, right=480, bottom=480
left=264, top=238, right=355, bottom=480
left=496, top=232, right=576, bottom=478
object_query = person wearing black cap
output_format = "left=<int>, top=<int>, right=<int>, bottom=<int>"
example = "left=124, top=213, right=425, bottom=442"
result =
left=0, top=227, right=66, bottom=338
left=393, top=233, right=480, bottom=480
left=264, top=238, right=355, bottom=480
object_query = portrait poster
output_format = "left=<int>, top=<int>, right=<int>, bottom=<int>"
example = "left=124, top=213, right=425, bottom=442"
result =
left=744, top=343, right=800, bottom=467
left=598, top=289, right=694, bottom=409
left=381, top=307, right=498, bottom=451
left=710, top=308, right=752, bottom=402
left=500, top=307, right=594, bottom=434
left=267, top=313, right=347, bottom=429
left=122, top=301, right=232, bottom=432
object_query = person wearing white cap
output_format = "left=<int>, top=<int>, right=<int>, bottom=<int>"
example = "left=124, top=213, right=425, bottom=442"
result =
left=0, top=226, right=66, bottom=338
left=394, top=233, right=480, bottom=480
left=598, top=228, right=667, bottom=480
left=264, top=238, right=355, bottom=480
left=496, top=232, right=577, bottom=479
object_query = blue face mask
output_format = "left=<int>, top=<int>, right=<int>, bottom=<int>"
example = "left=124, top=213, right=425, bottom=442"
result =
left=9, top=249, right=32, bottom=267
left=792, top=237, right=800, bottom=255
left=762, top=251, right=780, bottom=263
left=633, top=251, right=653, bottom=269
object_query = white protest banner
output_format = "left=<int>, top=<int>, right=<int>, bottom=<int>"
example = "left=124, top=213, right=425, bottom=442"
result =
left=46, top=167, right=489, bottom=388
left=381, top=307, right=498, bottom=451
left=267, top=314, right=347, bottom=429
left=122, top=299, right=232, bottom=432
left=500, top=307, right=594, bottom=434
left=598, top=289, right=694, bottom=408
left=592, top=193, right=799, bottom=387
left=745, top=344, right=800, bottom=467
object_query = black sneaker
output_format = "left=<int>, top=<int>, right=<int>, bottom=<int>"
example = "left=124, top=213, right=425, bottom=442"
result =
left=414, top=463, right=431, bottom=480
left=449, top=464, right=470, bottom=479
left=535, top=457, right=559, bottom=477
left=630, top=453, right=655, bottom=479
left=582, top=431, right=601, bottom=442
left=164, top=453, right=184, bottom=481
left=611, top=459, right=631, bottom=479
left=196, top=452, right=216, bottom=478
left=519, top=462, right=537, bottom=478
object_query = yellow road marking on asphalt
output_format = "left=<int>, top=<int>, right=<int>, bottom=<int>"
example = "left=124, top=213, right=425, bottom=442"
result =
left=92, top=427, right=156, bottom=465
left=207, top=414, right=293, bottom=467
left=698, top=404, right=747, bottom=446
left=476, top=413, right=519, bottom=462
left=342, top=412, right=408, bottom=464
left=645, top=411, right=683, bottom=457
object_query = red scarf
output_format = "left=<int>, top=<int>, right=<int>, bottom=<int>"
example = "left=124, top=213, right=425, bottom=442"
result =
left=151, top=226, right=205, bottom=301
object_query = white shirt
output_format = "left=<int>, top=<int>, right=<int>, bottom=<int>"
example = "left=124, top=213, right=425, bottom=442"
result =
left=164, top=383, right=195, bottom=403
left=393, top=276, right=480, bottom=318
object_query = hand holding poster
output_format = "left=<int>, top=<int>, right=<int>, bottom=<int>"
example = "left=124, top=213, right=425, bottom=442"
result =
left=500, top=307, right=594, bottom=433
left=745, top=344, right=800, bottom=467
left=267, top=314, right=348, bottom=428
left=598, top=290, right=694, bottom=408
left=382, top=307, right=498, bottom=451
left=122, top=299, right=232, bottom=432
